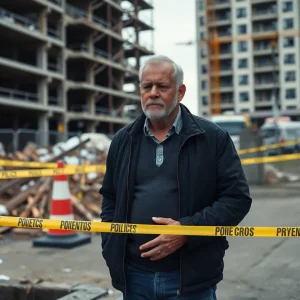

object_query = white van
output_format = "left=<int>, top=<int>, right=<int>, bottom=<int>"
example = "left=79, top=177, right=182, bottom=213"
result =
left=261, top=118, right=300, bottom=155
left=210, top=113, right=249, bottom=150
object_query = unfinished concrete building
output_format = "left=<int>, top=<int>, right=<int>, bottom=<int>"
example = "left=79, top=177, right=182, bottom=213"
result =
left=0, top=0, right=154, bottom=148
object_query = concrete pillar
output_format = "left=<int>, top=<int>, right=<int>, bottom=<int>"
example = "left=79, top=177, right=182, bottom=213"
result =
left=38, top=113, right=49, bottom=147
left=38, top=8, right=47, bottom=35
left=87, top=32, right=94, bottom=56
left=37, top=44, right=47, bottom=70
left=88, top=93, right=95, bottom=114
left=88, top=2, right=93, bottom=21
left=38, top=78, right=48, bottom=105
left=87, top=65, right=94, bottom=85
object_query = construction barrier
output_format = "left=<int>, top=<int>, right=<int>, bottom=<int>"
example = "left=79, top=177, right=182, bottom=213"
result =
left=0, top=160, right=58, bottom=168
left=0, top=216, right=300, bottom=237
left=0, top=164, right=106, bottom=179
left=238, top=138, right=300, bottom=155
left=241, top=153, right=300, bottom=165
left=1, top=153, right=300, bottom=179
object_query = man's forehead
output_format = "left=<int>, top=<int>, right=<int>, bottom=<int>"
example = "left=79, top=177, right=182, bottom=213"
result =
left=141, top=62, right=174, bottom=82
left=143, top=61, right=173, bottom=73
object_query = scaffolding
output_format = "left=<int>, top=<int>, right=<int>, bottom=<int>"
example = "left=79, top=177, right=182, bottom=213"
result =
left=0, top=0, right=154, bottom=145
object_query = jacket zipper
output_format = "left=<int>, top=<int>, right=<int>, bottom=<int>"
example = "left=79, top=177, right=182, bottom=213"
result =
left=177, top=133, right=202, bottom=296
left=123, top=136, right=133, bottom=300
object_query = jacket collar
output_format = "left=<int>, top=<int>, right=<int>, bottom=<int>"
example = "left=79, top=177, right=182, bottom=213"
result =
left=125, top=104, right=205, bottom=138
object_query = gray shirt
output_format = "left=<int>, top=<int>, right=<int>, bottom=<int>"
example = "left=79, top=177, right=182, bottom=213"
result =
left=143, top=107, right=183, bottom=167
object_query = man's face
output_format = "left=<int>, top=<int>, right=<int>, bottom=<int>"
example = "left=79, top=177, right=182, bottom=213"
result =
left=140, top=62, right=184, bottom=121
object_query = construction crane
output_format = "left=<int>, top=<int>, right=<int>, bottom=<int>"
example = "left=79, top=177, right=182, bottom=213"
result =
left=206, top=0, right=221, bottom=115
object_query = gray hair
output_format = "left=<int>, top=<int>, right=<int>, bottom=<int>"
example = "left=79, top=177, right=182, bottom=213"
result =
left=138, top=55, right=184, bottom=87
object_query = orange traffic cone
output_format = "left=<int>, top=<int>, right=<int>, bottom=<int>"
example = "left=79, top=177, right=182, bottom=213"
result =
left=33, top=161, right=91, bottom=249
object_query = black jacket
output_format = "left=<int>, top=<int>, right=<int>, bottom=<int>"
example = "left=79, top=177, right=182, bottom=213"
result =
left=100, top=104, right=252, bottom=297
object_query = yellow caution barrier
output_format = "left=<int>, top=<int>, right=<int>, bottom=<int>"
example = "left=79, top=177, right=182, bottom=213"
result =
left=0, top=165, right=106, bottom=179
left=241, top=153, right=300, bottom=165
left=0, top=153, right=300, bottom=180
left=238, top=139, right=300, bottom=155
left=0, top=216, right=300, bottom=237
left=0, top=160, right=57, bottom=168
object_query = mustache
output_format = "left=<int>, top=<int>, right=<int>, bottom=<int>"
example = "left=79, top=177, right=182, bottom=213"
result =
left=145, top=99, right=165, bottom=107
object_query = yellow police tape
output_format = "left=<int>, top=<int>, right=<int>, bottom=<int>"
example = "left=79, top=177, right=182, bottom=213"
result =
left=0, top=165, right=106, bottom=179
left=0, top=153, right=300, bottom=180
left=0, top=160, right=57, bottom=168
left=0, top=216, right=299, bottom=237
left=238, top=138, right=300, bottom=155
left=241, top=153, right=300, bottom=165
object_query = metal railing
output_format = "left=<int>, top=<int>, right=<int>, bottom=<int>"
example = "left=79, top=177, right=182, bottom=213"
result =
left=69, top=105, right=90, bottom=113
left=217, top=31, right=232, bottom=37
left=253, top=45, right=272, bottom=51
left=47, top=27, right=61, bottom=39
left=0, top=87, right=38, bottom=102
left=48, top=97, right=60, bottom=105
left=48, top=62, right=60, bottom=72
left=93, top=15, right=112, bottom=28
left=0, top=8, right=39, bottom=33
left=94, top=48, right=110, bottom=59
left=253, top=8, right=277, bottom=16
left=95, top=107, right=119, bottom=117
left=96, top=107, right=111, bottom=115
left=255, top=80, right=278, bottom=85
left=209, top=14, right=231, bottom=22
left=254, top=61, right=278, bottom=68
left=68, top=44, right=88, bottom=52
left=253, top=25, right=277, bottom=33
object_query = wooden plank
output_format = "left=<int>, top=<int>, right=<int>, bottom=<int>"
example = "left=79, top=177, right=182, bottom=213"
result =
left=0, top=138, right=90, bottom=196
left=5, top=183, right=41, bottom=212
left=17, top=177, right=52, bottom=217
left=70, top=195, right=94, bottom=221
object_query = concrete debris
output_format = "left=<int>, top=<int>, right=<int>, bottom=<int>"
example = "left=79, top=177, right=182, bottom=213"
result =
left=0, top=204, right=8, bottom=215
left=61, top=268, right=72, bottom=273
left=81, top=133, right=111, bottom=153
left=0, top=134, right=111, bottom=236
left=264, top=164, right=300, bottom=184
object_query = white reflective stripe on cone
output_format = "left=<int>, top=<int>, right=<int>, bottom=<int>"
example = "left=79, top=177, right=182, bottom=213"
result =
left=50, top=214, right=74, bottom=220
left=52, top=181, right=70, bottom=200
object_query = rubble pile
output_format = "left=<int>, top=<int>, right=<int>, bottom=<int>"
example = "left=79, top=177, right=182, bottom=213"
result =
left=0, top=134, right=111, bottom=236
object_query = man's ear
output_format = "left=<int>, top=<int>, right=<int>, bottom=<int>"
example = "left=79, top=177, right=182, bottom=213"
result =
left=178, top=84, right=186, bottom=102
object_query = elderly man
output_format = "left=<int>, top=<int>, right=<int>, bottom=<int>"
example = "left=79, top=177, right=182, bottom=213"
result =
left=100, top=55, right=252, bottom=299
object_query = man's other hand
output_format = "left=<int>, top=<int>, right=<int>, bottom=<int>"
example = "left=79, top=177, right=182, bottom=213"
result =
left=139, top=217, right=187, bottom=261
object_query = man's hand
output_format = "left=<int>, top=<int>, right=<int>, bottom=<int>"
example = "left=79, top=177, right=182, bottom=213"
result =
left=139, top=217, right=187, bottom=261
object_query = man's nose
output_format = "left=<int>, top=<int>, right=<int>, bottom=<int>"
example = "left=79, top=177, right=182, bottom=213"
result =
left=150, top=85, right=159, bottom=98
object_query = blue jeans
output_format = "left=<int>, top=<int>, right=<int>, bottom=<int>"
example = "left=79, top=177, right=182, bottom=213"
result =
left=123, top=264, right=217, bottom=300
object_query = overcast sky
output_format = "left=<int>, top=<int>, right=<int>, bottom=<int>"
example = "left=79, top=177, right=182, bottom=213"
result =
left=152, top=0, right=198, bottom=115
